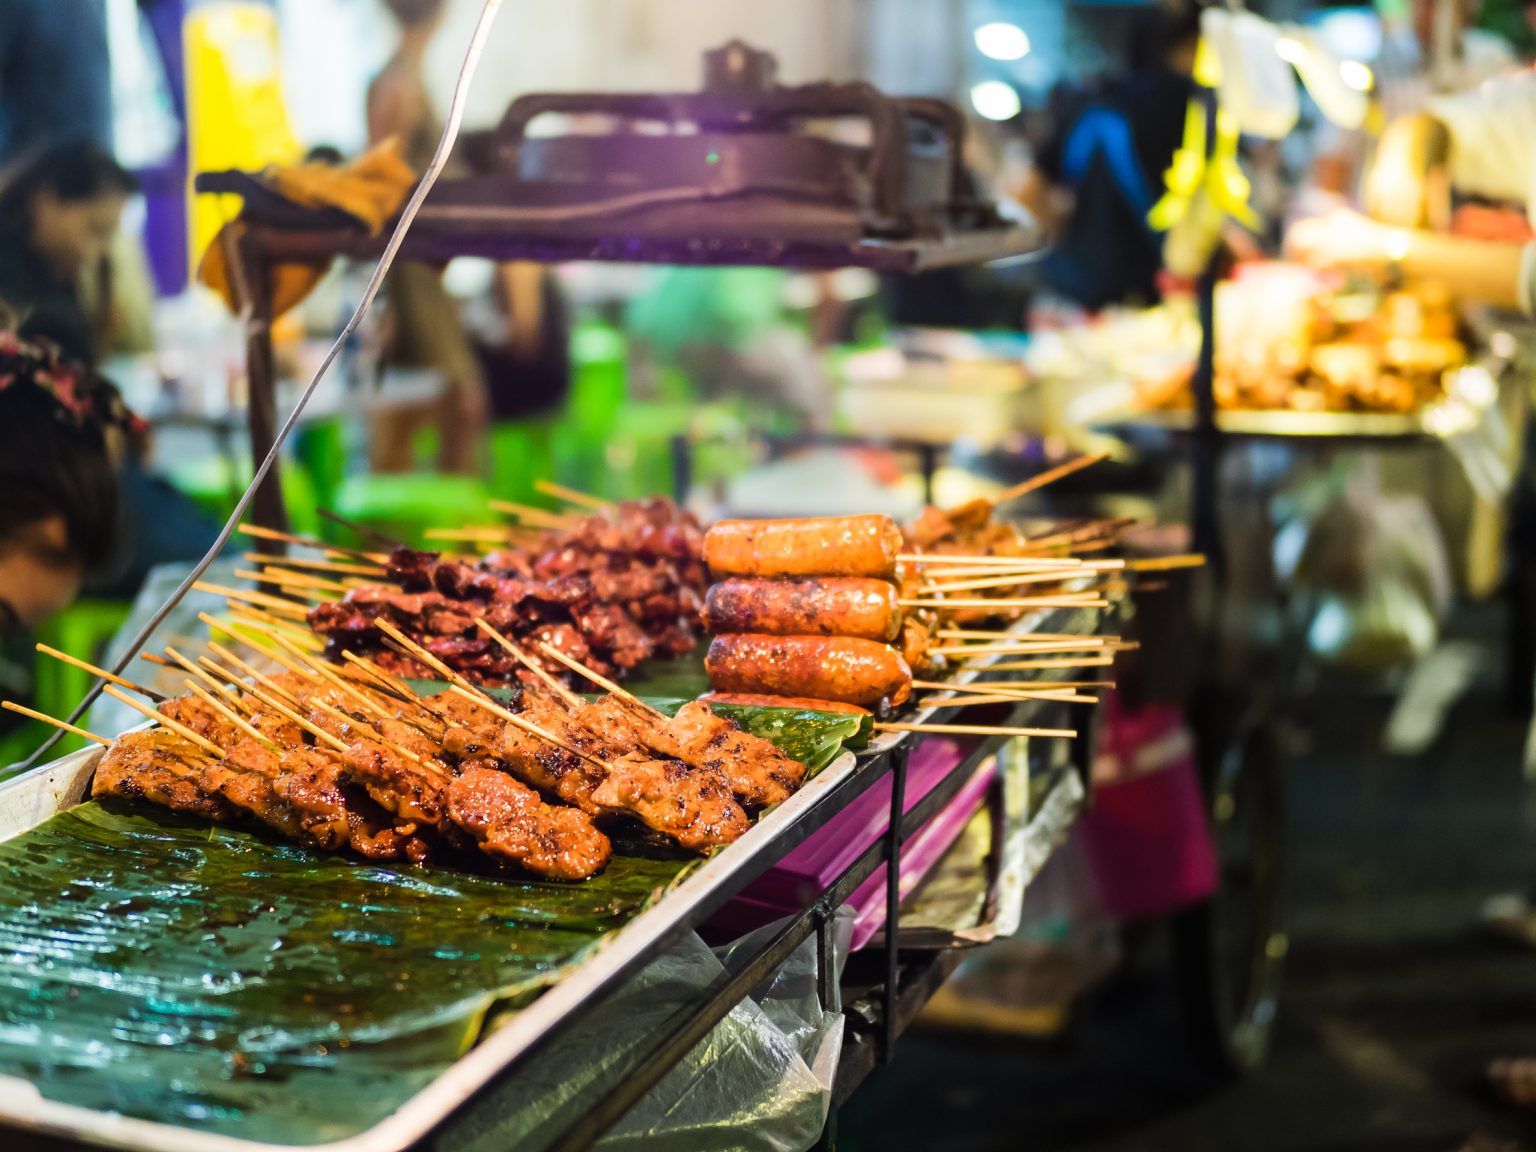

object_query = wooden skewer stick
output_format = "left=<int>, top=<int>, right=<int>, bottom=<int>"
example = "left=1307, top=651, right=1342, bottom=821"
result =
left=534, top=640, right=666, bottom=720
left=487, top=499, right=574, bottom=528
left=1127, top=554, right=1207, bottom=572
left=935, top=630, right=1100, bottom=642
left=237, top=523, right=389, bottom=564
left=901, top=597, right=1111, bottom=611
left=164, top=645, right=240, bottom=695
left=102, top=684, right=225, bottom=758
left=473, top=621, right=583, bottom=709
left=234, top=568, right=352, bottom=597
left=534, top=479, right=614, bottom=512
left=917, top=570, right=1098, bottom=595
left=423, top=526, right=513, bottom=543
left=268, top=633, right=421, bottom=732
left=182, top=682, right=279, bottom=750
left=34, top=642, right=165, bottom=702
left=914, top=678, right=1114, bottom=692
left=196, top=618, right=307, bottom=708
left=193, top=581, right=311, bottom=620
left=305, top=697, right=426, bottom=766
left=243, top=553, right=387, bottom=578
left=898, top=554, right=1084, bottom=568
left=1, top=701, right=112, bottom=746
left=369, top=620, right=606, bottom=770
left=213, top=670, right=350, bottom=755
left=444, top=684, right=612, bottom=772
left=920, top=691, right=1100, bottom=707
left=225, top=610, right=326, bottom=652
left=975, top=657, right=1117, bottom=671
left=874, top=721, right=1077, bottom=740
left=988, top=452, right=1110, bottom=507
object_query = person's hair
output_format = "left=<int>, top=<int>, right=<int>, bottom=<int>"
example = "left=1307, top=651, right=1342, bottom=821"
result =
left=0, top=336, right=119, bottom=572
left=1128, top=0, right=1204, bottom=73
left=0, top=141, right=138, bottom=237
left=383, top=0, right=445, bottom=28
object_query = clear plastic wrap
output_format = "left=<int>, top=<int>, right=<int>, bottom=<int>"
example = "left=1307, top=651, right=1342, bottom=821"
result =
left=439, top=912, right=853, bottom=1152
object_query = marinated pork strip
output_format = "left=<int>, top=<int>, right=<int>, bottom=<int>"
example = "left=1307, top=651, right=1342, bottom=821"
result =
left=706, top=633, right=913, bottom=709
left=448, top=762, right=613, bottom=880
left=703, top=515, right=904, bottom=580
left=202, top=739, right=350, bottom=851
left=667, top=701, right=804, bottom=809
left=703, top=577, right=901, bottom=642
left=92, top=729, right=241, bottom=823
left=159, top=696, right=242, bottom=748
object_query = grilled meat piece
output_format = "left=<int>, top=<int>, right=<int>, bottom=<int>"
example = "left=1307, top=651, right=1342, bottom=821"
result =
left=448, top=763, right=612, bottom=880
left=591, top=751, right=749, bottom=852
left=92, top=729, right=241, bottom=823
left=668, top=701, right=804, bottom=810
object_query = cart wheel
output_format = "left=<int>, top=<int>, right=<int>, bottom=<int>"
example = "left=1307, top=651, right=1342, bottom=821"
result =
left=1173, top=708, right=1288, bottom=1074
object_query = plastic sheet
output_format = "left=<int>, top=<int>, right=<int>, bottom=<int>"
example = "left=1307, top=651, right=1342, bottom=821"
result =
left=440, top=912, right=853, bottom=1152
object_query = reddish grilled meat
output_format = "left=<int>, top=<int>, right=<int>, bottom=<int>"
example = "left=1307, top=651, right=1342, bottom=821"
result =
left=92, top=729, right=240, bottom=823
left=703, top=577, right=901, bottom=641
left=668, top=701, right=804, bottom=809
left=706, top=633, right=913, bottom=709
left=448, top=763, right=612, bottom=880
left=703, top=515, right=904, bottom=580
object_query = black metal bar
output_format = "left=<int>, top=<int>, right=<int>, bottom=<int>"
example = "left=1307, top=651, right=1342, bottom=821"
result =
left=880, top=743, right=908, bottom=1064
left=235, top=233, right=288, bottom=543
left=817, top=912, right=842, bottom=1016
left=1189, top=83, right=1223, bottom=584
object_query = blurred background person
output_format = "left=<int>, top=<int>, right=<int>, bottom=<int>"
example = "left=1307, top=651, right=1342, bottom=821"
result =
left=368, top=0, right=489, bottom=474
left=0, top=142, right=138, bottom=366
left=0, top=0, right=113, bottom=166
left=1016, top=0, right=1201, bottom=313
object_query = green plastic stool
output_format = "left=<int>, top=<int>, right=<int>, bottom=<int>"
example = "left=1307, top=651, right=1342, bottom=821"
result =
left=489, top=419, right=556, bottom=506
left=331, top=472, right=493, bottom=549
left=33, top=599, right=133, bottom=755
left=293, top=417, right=348, bottom=511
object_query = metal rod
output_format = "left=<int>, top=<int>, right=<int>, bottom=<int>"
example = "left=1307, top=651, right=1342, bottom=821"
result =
left=881, top=744, right=908, bottom=1065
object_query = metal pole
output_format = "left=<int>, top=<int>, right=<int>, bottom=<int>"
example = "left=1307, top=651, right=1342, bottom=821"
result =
left=235, top=232, right=289, bottom=544
left=1189, top=85, right=1223, bottom=584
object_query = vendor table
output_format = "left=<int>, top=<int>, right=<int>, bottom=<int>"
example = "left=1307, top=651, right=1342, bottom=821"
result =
left=0, top=604, right=1100, bottom=1152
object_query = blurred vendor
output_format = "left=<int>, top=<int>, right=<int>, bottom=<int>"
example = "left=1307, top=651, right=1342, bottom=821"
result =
left=0, top=142, right=137, bottom=365
left=1016, top=0, right=1200, bottom=312
left=369, top=0, right=489, bottom=474
left=0, top=329, right=123, bottom=732
left=1286, top=70, right=1536, bottom=310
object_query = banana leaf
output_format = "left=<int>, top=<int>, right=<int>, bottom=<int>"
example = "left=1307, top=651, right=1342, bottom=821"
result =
left=0, top=701, right=860, bottom=1146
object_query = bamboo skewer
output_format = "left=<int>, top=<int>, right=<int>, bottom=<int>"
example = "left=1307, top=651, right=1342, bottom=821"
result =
left=916, top=570, right=1099, bottom=595
left=424, top=526, right=514, bottom=543
left=197, top=621, right=307, bottom=709
left=269, top=634, right=395, bottom=720
left=898, top=554, right=1085, bottom=568
left=34, top=642, right=165, bottom=701
left=237, top=523, right=388, bottom=564
left=1127, top=554, right=1207, bottom=572
left=930, top=638, right=1115, bottom=657
left=215, top=672, right=350, bottom=755
left=874, top=721, right=1076, bottom=740
left=182, top=682, right=278, bottom=750
left=534, top=640, right=666, bottom=721
left=966, top=656, right=1118, bottom=671
left=242, top=553, right=386, bottom=578
left=914, top=678, right=1114, bottom=693
left=193, top=582, right=311, bottom=621
left=987, top=452, right=1110, bottom=506
left=474, top=621, right=584, bottom=709
left=487, top=499, right=574, bottom=528
left=935, top=630, right=1099, bottom=642
left=920, top=691, right=1099, bottom=707
left=900, top=597, right=1111, bottom=611
left=225, top=609, right=326, bottom=651
left=234, top=568, right=353, bottom=597
left=534, top=479, right=614, bottom=511
left=102, top=684, right=225, bottom=758
left=305, top=698, right=427, bottom=767
left=337, top=652, right=450, bottom=728
left=1, top=701, right=112, bottom=746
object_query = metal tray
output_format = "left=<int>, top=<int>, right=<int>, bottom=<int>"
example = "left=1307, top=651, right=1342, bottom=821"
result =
left=0, top=606, right=1099, bottom=1152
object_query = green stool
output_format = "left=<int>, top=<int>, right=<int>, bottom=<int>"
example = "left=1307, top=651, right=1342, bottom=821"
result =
left=33, top=599, right=133, bottom=755
left=557, top=321, right=629, bottom=496
left=489, top=419, right=556, bottom=506
left=293, top=417, right=348, bottom=511
left=331, top=472, right=493, bottom=549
